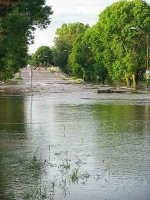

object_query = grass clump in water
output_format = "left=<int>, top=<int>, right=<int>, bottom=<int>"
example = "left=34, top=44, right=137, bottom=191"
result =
left=60, top=158, right=70, bottom=169
left=29, top=155, right=42, bottom=171
left=23, top=185, right=47, bottom=200
left=70, top=168, right=80, bottom=183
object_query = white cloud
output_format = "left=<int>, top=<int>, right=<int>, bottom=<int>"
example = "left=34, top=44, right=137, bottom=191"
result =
left=28, top=0, right=115, bottom=53
left=28, top=0, right=150, bottom=53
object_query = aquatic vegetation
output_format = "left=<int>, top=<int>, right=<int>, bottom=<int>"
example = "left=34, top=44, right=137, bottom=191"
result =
left=70, top=168, right=80, bottom=183
left=19, top=146, right=102, bottom=200
left=28, top=155, right=42, bottom=171
left=60, top=158, right=70, bottom=169
left=22, top=185, right=47, bottom=200
left=25, top=151, right=46, bottom=175
left=70, top=169, right=90, bottom=183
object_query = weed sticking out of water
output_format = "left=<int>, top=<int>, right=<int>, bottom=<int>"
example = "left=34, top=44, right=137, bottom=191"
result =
left=49, top=178, right=57, bottom=193
left=29, top=151, right=46, bottom=171
left=29, top=155, right=41, bottom=170
left=19, top=146, right=101, bottom=200
left=21, top=148, right=47, bottom=178
left=70, top=168, right=80, bottom=183
left=70, top=169, right=90, bottom=183
left=22, top=179, right=58, bottom=200
left=80, top=137, right=84, bottom=145
left=60, top=158, right=70, bottom=169
left=23, top=185, right=47, bottom=200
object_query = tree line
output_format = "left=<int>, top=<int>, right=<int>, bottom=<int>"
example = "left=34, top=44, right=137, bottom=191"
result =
left=1, top=0, right=150, bottom=88
left=31, top=0, right=150, bottom=87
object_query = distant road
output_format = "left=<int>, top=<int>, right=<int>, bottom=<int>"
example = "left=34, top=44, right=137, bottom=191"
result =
left=19, top=67, right=63, bottom=83
left=1, top=67, right=149, bottom=96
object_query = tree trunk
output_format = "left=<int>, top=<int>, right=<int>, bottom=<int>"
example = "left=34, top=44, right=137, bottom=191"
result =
left=132, top=74, right=137, bottom=89
left=125, top=75, right=131, bottom=88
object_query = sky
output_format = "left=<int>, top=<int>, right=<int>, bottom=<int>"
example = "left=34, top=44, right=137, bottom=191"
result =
left=28, top=0, right=150, bottom=54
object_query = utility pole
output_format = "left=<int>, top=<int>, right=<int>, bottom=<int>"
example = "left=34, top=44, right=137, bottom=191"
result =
left=29, top=65, right=33, bottom=94
left=145, top=34, right=149, bottom=88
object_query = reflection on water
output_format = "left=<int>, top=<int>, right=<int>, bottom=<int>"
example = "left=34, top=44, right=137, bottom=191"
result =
left=0, top=95, right=150, bottom=200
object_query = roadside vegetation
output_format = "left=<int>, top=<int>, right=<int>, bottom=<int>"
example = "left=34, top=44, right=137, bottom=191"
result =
left=1, top=0, right=150, bottom=88
left=29, top=0, right=150, bottom=88
left=0, top=0, right=53, bottom=81
left=63, top=0, right=150, bottom=88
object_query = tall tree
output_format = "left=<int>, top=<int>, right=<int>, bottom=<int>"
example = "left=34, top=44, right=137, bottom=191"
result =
left=69, top=27, right=108, bottom=83
left=53, top=22, right=89, bottom=73
left=0, top=0, right=53, bottom=80
left=96, top=0, right=150, bottom=88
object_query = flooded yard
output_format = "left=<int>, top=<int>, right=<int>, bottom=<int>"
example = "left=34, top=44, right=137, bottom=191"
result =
left=0, top=83, right=150, bottom=200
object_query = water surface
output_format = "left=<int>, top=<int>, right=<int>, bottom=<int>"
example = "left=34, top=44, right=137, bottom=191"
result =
left=0, top=93, right=150, bottom=200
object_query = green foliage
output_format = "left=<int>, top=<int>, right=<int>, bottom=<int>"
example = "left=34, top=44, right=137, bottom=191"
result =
left=0, top=8, right=28, bottom=80
left=16, top=0, right=53, bottom=29
left=68, top=0, right=150, bottom=86
left=60, top=158, right=70, bottom=169
left=30, top=46, right=53, bottom=67
left=96, top=0, right=150, bottom=86
left=52, top=45, right=68, bottom=72
left=70, top=168, right=80, bottom=183
left=53, top=22, right=89, bottom=73
left=23, top=185, right=47, bottom=200
left=69, top=27, right=108, bottom=83
left=0, top=0, right=53, bottom=80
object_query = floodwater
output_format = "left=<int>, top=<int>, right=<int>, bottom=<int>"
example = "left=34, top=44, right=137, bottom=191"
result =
left=0, top=90, right=150, bottom=200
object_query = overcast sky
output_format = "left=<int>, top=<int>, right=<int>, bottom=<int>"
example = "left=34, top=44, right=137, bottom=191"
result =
left=28, top=0, right=150, bottom=54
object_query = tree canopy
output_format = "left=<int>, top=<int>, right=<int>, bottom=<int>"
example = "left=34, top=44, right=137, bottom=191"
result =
left=0, top=0, right=53, bottom=80
left=69, top=27, right=108, bottom=83
left=30, top=46, right=53, bottom=67
left=54, top=0, right=150, bottom=87
left=2, top=0, right=149, bottom=88
left=96, top=0, right=150, bottom=87
left=52, top=22, right=89, bottom=73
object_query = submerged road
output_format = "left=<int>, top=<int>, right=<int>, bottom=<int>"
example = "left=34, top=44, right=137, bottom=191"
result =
left=0, top=71, right=150, bottom=200
left=20, top=67, right=63, bottom=82
left=0, top=67, right=150, bottom=106
left=0, top=67, right=77, bottom=94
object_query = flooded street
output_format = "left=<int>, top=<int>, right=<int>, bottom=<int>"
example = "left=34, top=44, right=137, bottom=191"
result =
left=0, top=71, right=150, bottom=200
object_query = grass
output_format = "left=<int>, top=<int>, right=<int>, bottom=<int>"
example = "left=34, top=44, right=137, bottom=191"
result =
left=70, top=168, right=80, bottom=183
left=18, top=149, right=46, bottom=179
left=15, top=77, right=23, bottom=80
left=23, top=185, right=47, bottom=200
left=25, top=149, right=44, bottom=172
left=22, top=179, right=57, bottom=200
left=19, top=147, right=91, bottom=199
left=29, top=154, right=42, bottom=171
left=60, top=158, right=70, bottom=169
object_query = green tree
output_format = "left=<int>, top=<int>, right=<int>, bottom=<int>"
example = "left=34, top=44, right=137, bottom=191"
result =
left=0, top=8, right=29, bottom=79
left=0, top=0, right=53, bottom=80
left=69, top=27, right=108, bottom=83
left=53, top=22, right=89, bottom=73
left=96, top=0, right=150, bottom=88
left=30, top=46, right=53, bottom=67
left=69, top=30, right=95, bottom=82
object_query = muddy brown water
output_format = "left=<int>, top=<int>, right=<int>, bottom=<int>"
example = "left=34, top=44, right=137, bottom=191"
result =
left=0, top=81, right=150, bottom=200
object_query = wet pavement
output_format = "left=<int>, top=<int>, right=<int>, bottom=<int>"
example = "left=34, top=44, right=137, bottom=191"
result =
left=0, top=68, right=150, bottom=100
